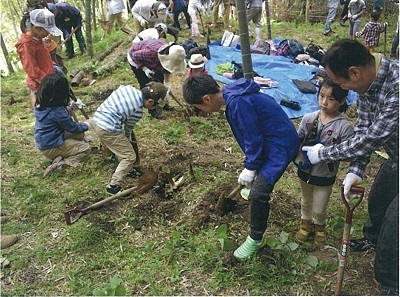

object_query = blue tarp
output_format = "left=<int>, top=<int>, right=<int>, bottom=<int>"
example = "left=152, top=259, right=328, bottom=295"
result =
left=205, top=44, right=357, bottom=119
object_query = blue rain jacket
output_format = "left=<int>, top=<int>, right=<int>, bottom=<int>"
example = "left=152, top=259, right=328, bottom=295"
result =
left=224, top=78, right=300, bottom=185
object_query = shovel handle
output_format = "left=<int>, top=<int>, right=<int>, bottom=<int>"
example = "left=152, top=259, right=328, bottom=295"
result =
left=226, top=184, right=245, bottom=199
left=341, top=185, right=365, bottom=224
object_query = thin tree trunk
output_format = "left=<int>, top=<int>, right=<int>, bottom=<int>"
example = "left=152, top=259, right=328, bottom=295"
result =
left=235, top=0, right=253, bottom=79
left=7, top=0, right=20, bottom=39
left=305, top=0, right=310, bottom=23
left=85, top=0, right=93, bottom=57
left=92, top=0, right=97, bottom=32
left=265, top=0, right=271, bottom=39
left=0, top=32, right=15, bottom=74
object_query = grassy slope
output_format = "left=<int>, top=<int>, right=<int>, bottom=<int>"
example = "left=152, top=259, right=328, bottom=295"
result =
left=1, top=6, right=398, bottom=296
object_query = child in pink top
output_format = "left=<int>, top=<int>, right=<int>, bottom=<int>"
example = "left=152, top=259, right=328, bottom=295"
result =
left=187, top=53, right=208, bottom=77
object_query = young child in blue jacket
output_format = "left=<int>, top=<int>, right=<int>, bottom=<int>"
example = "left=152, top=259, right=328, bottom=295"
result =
left=34, top=73, right=92, bottom=177
left=182, top=73, right=300, bottom=259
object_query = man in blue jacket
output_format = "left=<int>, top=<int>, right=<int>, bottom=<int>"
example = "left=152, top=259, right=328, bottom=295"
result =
left=182, top=73, right=300, bottom=259
left=48, top=2, right=86, bottom=59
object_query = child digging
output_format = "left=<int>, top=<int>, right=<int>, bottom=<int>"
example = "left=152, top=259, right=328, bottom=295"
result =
left=34, top=73, right=92, bottom=178
left=182, top=73, right=299, bottom=259
left=294, top=78, right=354, bottom=244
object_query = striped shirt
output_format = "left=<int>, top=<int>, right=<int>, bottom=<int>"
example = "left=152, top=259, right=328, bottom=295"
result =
left=320, top=55, right=399, bottom=177
left=357, top=21, right=385, bottom=47
left=93, top=85, right=144, bottom=137
left=128, top=39, right=167, bottom=72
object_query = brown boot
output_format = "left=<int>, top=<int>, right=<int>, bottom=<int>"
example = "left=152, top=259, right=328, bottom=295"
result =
left=314, top=224, right=326, bottom=245
left=1, top=235, right=18, bottom=249
left=295, top=219, right=313, bottom=243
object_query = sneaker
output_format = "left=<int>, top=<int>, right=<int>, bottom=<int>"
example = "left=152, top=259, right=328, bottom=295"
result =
left=210, top=23, right=218, bottom=27
left=163, top=103, right=175, bottom=111
left=148, top=109, right=165, bottom=119
left=233, top=236, right=266, bottom=259
left=126, top=168, right=141, bottom=178
left=182, top=25, right=190, bottom=30
left=323, top=30, right=333, bottom=36
left=349, top=237, right=376, bottom=252
left=340, top=19, right=347, bottom=27
left=106, top=184, right=122, bottom=195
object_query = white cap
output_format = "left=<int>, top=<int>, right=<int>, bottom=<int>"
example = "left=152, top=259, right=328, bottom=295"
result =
left=29, top=9, right=63, bottom=36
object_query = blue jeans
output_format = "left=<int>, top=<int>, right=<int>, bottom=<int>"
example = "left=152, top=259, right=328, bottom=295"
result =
left=324, top=0, right=340, bottom=33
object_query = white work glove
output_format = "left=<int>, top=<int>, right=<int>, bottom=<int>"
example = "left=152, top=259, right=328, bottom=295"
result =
left=70, top=98, right=85, bottom=110
left=355, top=32, right=361, bottom=38
left=164, top=82, right=172, bottom=96
left=83, top=119, right=93, bottom=130
left=143, top=67, right=155, bottom=78
left=351, top=14, right=357, bottom=21
left=342, top=173, right=362, bottom=201
left=302, top=143, right=324, bottom=164
left=238, top=168, right=257, bottom=187
left=140, top=18, right=148, bottom=27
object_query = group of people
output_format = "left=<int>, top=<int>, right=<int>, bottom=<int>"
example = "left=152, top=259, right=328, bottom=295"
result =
left=12, top=1, right=398, bottom=294
left=182, top=38, right=398, bottom=294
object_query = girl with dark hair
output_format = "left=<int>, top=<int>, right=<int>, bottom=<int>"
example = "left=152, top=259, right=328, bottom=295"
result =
left=294, top=77, right=354, bottom=244
left=34, top=73, right=92, bottom=177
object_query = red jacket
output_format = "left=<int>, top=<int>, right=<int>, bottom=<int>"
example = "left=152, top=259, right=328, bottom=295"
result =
left=15, top=33, right=55, bottom=90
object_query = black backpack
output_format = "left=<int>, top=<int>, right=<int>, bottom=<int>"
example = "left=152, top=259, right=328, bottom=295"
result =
left=182, top=39, right=198, bottom=59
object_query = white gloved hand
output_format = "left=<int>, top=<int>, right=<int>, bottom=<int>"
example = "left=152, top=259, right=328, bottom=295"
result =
left=302, top=143, right=324, bottom=164
left=143, top=67, right=155, bottom=78
left=342, top=173, right=362, bottom=201
left=238, top=168, right=257, bottom=187
left=83, top=119, right=93, bottom=130
left=351, top=14, right=358, bottom=21
left=140, top=18, right=148, bottom=27
left=70, top=98, right=85, bottom=110
left=164, top=82, right=172, bottom=96
left=355, top=32, right=361, bottom=38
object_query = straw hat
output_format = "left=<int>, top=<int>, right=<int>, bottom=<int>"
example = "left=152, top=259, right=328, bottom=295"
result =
left=188, top=54, right=206, bottom=68
left=157, top=44, right=187, bottom=74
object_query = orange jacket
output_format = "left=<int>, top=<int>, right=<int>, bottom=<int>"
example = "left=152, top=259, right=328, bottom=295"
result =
left=15, top=33, right=55, bottom=90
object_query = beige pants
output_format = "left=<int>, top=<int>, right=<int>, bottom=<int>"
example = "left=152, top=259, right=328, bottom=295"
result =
left=212, top=0, right=231, bottom=26
left=299, top=179, right=333, bottom=225
left=108, top=12, right=135, bottom=35
left=93, top=123, right=136, bottom=186
left=41, top=132, right=90, bottom=167
left=134, top=18, right=156, bottom=35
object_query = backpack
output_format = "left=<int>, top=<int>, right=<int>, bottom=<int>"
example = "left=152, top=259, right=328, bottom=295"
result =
left=231, top=61, right=262, bottom=79
left=252, top=39, right=270, bottom=55
left=182, top=38, right=198, bottom=59
left=189, top=45, right=211, bottom=60
left=306, top=42, right=326, bottom=63
left=277, top=39, right=304, bottom=57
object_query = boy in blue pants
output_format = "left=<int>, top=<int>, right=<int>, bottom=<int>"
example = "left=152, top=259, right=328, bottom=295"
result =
left=182, top=73, right=299, bottom=259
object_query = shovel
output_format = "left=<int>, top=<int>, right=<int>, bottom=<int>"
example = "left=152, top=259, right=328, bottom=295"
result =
left=335, top=185, right=365, bottom=296
left=64, top=170, right=158, bottom=225
left=216, top=184, right=245, bottom=213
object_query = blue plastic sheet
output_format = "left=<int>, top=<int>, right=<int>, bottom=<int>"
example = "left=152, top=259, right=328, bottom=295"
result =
left=205, top=44, right=358, bottom=119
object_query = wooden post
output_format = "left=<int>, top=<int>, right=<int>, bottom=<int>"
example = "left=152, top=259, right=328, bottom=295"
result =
left=305, top=0, right=310, bottom=23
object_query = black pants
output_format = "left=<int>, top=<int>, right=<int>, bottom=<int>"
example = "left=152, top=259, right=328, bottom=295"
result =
left=64, top=26, right=86, bottom=58
left=130, top=65, right=164, bottom=90
left=363, top=159, right=399, bottom=244
left=340, top=0, right=351, bottom=19
left=375, top=195, right=399, bottom=291
left=173, top=6, right=191, bottom=29
left=248, top=175, right=274, bottom=241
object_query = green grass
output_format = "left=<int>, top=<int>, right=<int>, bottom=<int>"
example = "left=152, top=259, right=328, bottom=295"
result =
left=1, top=6, right=397, bottom=296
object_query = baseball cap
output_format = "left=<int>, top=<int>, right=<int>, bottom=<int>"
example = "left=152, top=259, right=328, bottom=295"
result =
left=158, top=44, right=187, bottom=74
left=155, top=23, right=168, bottom=35
left=29, top=9, right=63, bottom=36
left=152, top=2, right=167, bottom=19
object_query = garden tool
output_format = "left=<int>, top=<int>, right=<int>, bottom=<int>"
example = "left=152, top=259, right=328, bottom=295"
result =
left=383, top=22, right=387, bottom=55
left=57, top=26, right=78, bottom=51
left=64, top=170, right=158, bottom=225
left=335, top=185, right=365, bottom=296
left=216, top=184, right=244, bottom=213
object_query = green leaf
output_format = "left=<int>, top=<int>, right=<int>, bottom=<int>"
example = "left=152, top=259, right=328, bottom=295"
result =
left=306, top=255, right=319, bottom=268
left=216, top=224, right=228, bottom=238
left=265, top=237, right=280, bottom=249
left=109, top=276, right=122, bottom=288
left=92, top=289, right=108, bottom=296
left=285, top=242, right=299, bottom=251
left=279, top=231, right=289, bottom=244
left=114, top=285, right=126, bottom=296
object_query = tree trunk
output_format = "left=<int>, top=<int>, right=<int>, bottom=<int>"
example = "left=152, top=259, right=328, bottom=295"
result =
left=85, top=0, right=93, bottom=57
left=235, top=0, right=253, bottom=79
left=305, top=0, right=310, bottom=23
left=265, top=0, right=272, bottom=39
left=7, top=0, right=20, bottom=39
left=92, top=0, right=97, bottom=32
left=0, top=32, right=15, bottom=74
left=92, top=53, right=126, bottom=77
left=71, top=70, right=85, bottom=86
